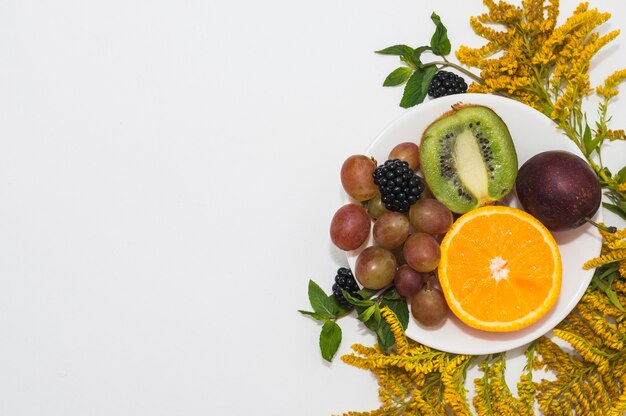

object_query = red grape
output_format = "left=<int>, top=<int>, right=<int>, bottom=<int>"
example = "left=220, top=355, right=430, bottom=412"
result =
left=355, top=246, right=397, bottom=290
left=389, top=142, right=420, bottom=170
left=394, top=265, right=424, bottom=298
left=373, top=212, right=410, bottom=250
left=366, top=194, right=388, bottom=220
left=409, top=198, right=454, bottom=235
left=411, top=281, right=448, bottom=327
left=330, top=204, right=371, bottom=251
left=340, top=155, right=378, bottom=201
left=403, top=232, right=440, bottom=272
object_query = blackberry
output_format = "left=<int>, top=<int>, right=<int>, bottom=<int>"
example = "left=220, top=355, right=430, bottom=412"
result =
left=372, top=159, right=424, bottom=213
left=332, top=267, right=361, bottom=309
left=427, top=70, right=468, bottom=98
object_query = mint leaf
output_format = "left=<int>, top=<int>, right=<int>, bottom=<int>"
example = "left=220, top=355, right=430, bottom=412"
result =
left=357, top=304, right=378, bottom=322
left=298, top=310, right=328, bottom=321
left=375, top=44, right=415, bottom=56
left=400, top=46, right=431, bottom=68
left=382, top=288, right=404, bottom=301
left=357, top=288, right=379, bottom=299
left=343, top=290, right=375, bottom=308
left=430, top=12, right=451, bottom=56
left=383, top=67, right=414, bottom=87
left=414, top=45, right=431, bottom=56
left=356, top=303, right=382, bottom=332
left=308, top=280, right=338, bottom=319
left=376, top=322, right=395, bottom=352
left=328, top=294, right=352, bottom=317
left=400, top=65, right=438, bottom=108
left=320, top=320, right=342, bottom=362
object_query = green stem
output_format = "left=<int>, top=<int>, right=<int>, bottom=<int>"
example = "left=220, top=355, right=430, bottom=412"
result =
left=430, top=60, right=485, bottom=84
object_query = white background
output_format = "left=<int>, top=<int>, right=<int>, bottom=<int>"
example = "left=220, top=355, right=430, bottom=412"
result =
left=0, top=1, right=625, bottom=415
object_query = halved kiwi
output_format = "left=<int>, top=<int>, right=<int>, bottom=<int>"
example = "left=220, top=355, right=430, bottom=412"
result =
left=420, top=104, right=518, bottom=214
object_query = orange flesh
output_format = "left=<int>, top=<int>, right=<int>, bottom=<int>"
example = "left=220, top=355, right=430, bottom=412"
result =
left=439, top=206, right=561, bottom=332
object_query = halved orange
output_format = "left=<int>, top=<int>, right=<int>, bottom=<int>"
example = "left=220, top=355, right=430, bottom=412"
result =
left=438, top=205, right=562, bottom=332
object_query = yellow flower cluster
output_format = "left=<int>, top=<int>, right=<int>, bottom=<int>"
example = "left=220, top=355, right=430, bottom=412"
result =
left=473, top=353, right=534, bottom=415
left=534, top=288, right=626, bottom=415
left=597, top=69, right=626, bottom=100
left=339, top=307, right=474, bottom=415
left=340, top=291, right=626, bottom=415
left=456, top=0, right=622, bottom=124
left=584, top=225, right=626, bottom=277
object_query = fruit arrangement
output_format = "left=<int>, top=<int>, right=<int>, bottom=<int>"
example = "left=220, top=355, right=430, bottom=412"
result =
left=326, top=102, right=606, bottom=336
left=302, top=3, right=626, bottom=414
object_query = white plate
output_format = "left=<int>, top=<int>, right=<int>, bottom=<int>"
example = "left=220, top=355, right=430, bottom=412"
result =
left=347, top=93, right=603, bottom=355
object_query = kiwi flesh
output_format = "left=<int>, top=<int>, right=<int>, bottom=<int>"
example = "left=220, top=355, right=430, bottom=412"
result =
left=420, top=104, right=518, bottom=214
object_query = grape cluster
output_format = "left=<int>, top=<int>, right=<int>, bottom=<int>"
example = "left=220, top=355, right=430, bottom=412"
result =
left=331, top=142, right=453, bottom=327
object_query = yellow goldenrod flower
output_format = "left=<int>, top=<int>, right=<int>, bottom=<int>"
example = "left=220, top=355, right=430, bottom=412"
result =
left=583, top=248, right=626, bottom=269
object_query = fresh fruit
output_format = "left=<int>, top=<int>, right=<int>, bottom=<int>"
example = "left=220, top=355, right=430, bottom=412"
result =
left=330, top=204, right=371, bottom=251
left=372, top=159, right=425, bottom=213
left=394, top=265, right=425, bottom=298
left=355, top=246, right=397, bottom=290
left=392, top=246, right=407, bottom=266
left=420, top=104, right=518, bottom=214
left=410, top=279, right=448, bottom=327
left=388, top=142, right=420, bottom=170
left=373, top=212, right=410, bottom=250
left=403, top=232, right=441, bottom=272
left=408, top=198, right=454, bottom=235
left=366, top=194, right=388, bottom=220
left=427, top=70, right=468, bottom=98
left=515, top=150, right=602, bottom=231
left=340, top=155, right=379, bottom=201
left=332, top=267, right=362, bottom=309
left=438, top=205, right=562, bottom=332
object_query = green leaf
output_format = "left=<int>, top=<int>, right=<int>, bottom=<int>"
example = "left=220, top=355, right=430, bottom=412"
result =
left=357, top=288, right=379, bottom=299
left=382, top=288, right=404, bottom=301
left=328, top=293, right=353, bottom=317
left=430, top=12, right=451, bottom=56
left=582, top=123, right=603, bottom=156
left=320, top=320, right=342, bottom=362
left=400, top=54, right=420, bottom=69
left=373, top=306, right=382, bottom=325
left=399, top=46, right=431, bottom=68
left=298, top=310, right=328, bottom=321
left=357, top=304, right=378, bottom=322
left=383, top=67, right=414, bottom=87
left=376, top=322, right=395, bottom=352
left=582, top=124, right=593, bottom=155
left=356, top=303, right=382, bottom=332
left=307, top=280, right=338, bottom=318
left=602, top=202, right=626, bottom=221
left=400, top=65, right=438, bottom=108
left=414, top=46, right=431, bottom=56
left=615, top=166, right=626, bottom=183
left=591, top=265, right=625, bottom=311
left=343, top=290, right=376, bottom=308
left=375, top=44, right=415, bottom=56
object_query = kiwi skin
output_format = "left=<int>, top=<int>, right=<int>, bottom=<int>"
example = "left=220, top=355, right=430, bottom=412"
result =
left=420, top=104, right=518, bottom=214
